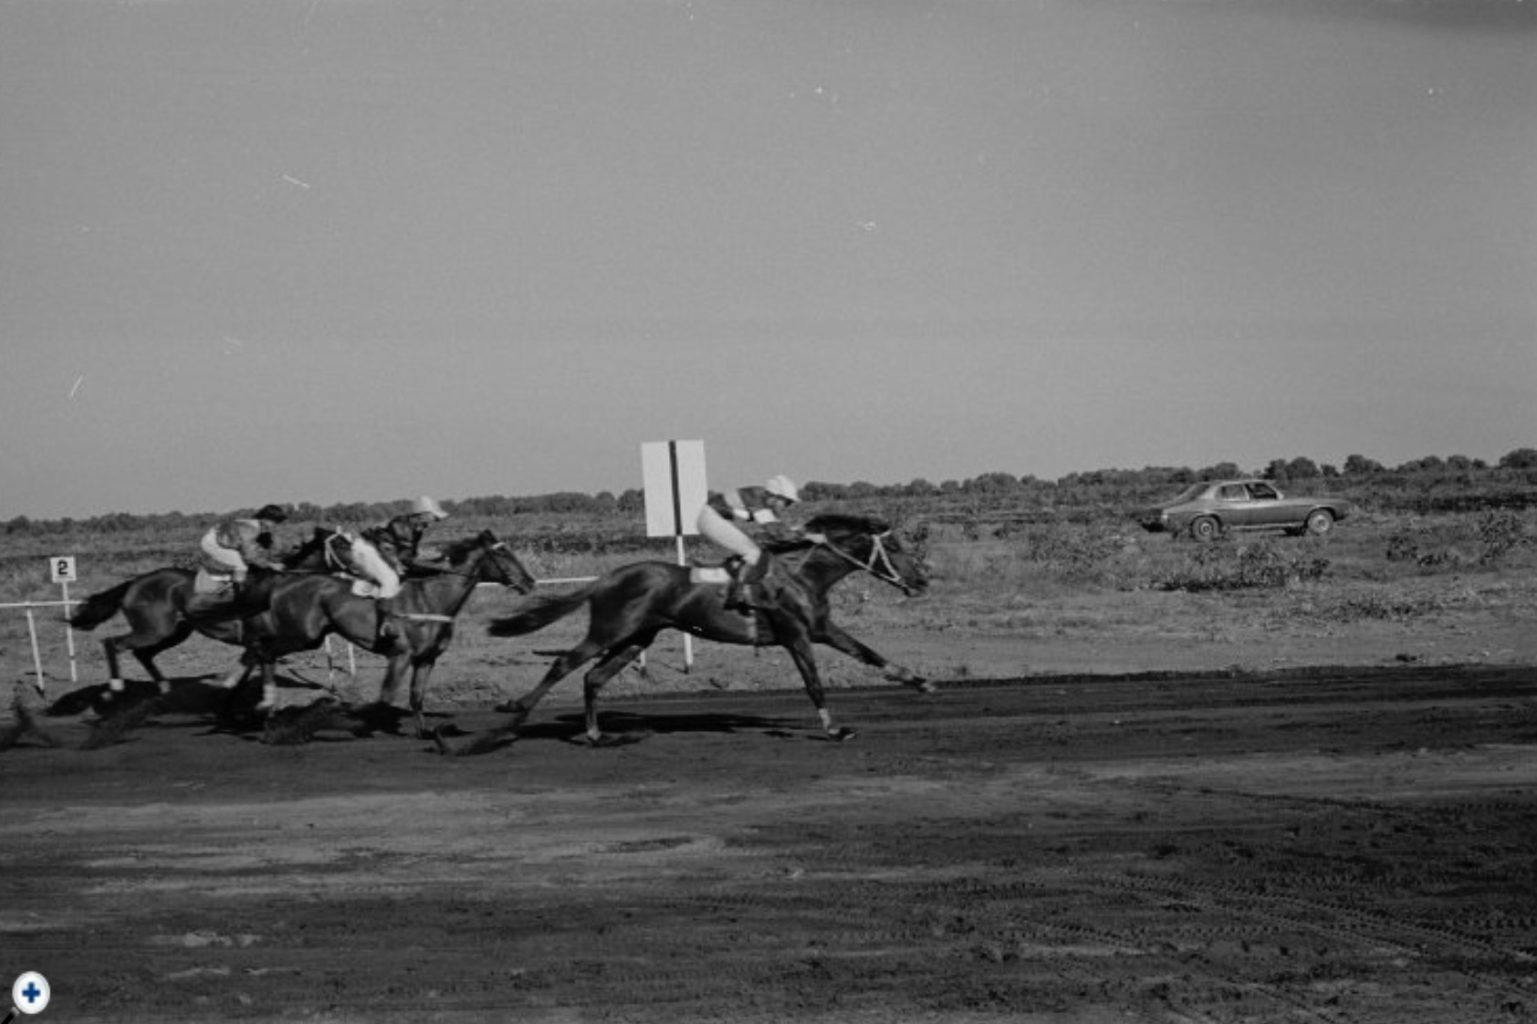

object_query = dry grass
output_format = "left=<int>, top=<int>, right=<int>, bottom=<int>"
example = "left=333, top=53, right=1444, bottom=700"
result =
left=4, top=507, right=1534, bottom=705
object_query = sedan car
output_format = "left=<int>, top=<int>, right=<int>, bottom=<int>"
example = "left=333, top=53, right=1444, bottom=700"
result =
left=1136, top=479, right=1352, bottom=541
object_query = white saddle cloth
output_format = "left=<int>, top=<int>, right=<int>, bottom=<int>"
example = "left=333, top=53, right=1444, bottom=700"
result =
left=349, top=577, right=383, bottom=598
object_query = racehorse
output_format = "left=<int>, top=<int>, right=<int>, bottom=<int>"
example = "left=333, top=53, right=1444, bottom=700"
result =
left=448, top=514, right=931, bottom=753
left=231, top=530, right=536, bottom=736
left=66, top=526, right=346, bottom=695
left=68, top=529, right=535, bottom=735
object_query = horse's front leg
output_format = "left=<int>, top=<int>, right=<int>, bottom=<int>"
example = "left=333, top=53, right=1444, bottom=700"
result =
left=408, top=659, right=437, bottom=739
left=376, top=652, right=410, bottom=708
left=782, top=636, right=855, bottom=742
left=256, top=656, right=279, bottom=713
left=816, top=621, right=934, bottom=694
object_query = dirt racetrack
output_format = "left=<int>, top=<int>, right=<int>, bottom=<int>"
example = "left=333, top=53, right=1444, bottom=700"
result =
left=4, top=663, right=1537, bottom=1024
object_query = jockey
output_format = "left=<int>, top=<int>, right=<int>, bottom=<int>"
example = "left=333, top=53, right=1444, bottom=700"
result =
left=362, top=495, right=450, bottom=577
left=188, top=503, right=289, bottom=618
left=346, top=496, right=450, bottom=648
left=696, top=474, right=813, bottom=611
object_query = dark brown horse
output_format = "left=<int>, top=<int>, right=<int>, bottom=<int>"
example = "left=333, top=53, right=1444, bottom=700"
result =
left=66, top=526, right=346, bottom=695
left=447, top=514, right=931, bottom=753
left=235, top=530, right=536, bottom=735
left=68, top=530, right=534, bottom=734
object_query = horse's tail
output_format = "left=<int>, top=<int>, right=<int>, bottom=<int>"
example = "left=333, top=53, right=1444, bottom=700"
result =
left=66, top=580, right=133, bottom=630
left=487, top=582, right=598, bottom=637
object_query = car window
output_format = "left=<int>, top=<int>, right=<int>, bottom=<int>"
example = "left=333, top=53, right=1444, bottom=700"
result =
left=1217, top=485, right=1246, bottom=500
left=1247, top=483, right=1279, bottom=500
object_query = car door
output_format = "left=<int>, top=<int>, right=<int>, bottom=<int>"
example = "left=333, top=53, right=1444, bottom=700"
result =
left=1216, top=483, right=1255, bottom=527
left=1244, top=481, right=1288, bottom=527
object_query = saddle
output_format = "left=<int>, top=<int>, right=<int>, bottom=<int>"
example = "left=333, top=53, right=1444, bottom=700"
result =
left=688, top=565, right=732, bottom=586
left=690, top=554, right=790, bottom=614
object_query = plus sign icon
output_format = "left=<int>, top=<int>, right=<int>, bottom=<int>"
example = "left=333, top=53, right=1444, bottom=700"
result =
left=10, top=971, right=50, bottom=1016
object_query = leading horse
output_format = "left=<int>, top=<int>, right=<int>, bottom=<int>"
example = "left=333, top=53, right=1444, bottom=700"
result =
left=444, top=514, right=931, bottom=754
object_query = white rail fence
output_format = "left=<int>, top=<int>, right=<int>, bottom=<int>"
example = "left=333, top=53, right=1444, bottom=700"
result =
left=0, top=598, right=79, bottom=693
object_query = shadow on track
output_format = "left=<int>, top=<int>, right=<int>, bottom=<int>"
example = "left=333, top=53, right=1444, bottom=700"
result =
left=434, top=709, right=801, bottom=755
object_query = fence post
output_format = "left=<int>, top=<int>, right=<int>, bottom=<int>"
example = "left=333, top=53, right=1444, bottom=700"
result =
left=24, top=605, right=47, bottom=694
left=60, top=580, right=78, bottom=685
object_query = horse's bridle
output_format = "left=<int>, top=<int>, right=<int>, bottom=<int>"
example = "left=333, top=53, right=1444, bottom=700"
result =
left=815, top=531, right=918, bottom=595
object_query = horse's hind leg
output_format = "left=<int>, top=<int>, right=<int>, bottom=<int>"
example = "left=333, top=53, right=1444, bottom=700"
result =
left=494, top=637, right=607, bottom=729
left=101, top=637, right=128, bottom=694
left=102, top=619, right=186, bottom=697
left=581, top=636, right=655, bottom=745
left=131, top=624, right=195, bottom=695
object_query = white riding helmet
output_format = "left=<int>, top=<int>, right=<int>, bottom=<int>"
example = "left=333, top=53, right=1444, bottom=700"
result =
left=764, top=475, right=799, bottom=504
left=412, top=495, right=449, bottom=520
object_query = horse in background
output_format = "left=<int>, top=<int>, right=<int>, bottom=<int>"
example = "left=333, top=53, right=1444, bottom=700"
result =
left=66, top=526, right=343, bottom=695
left=236, top=530, right=536, bottom=737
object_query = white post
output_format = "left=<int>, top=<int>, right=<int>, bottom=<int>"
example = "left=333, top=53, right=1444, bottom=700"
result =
left=642, top=439, right=708, bottom=677
left=675, top=533, right=694, bottom=672
left=60, top=580, right=78, bottom=684
left=24, top=605, right=46, bottom=694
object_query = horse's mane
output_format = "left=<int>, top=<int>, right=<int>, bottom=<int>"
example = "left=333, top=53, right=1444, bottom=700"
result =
left=438, top=533, right=483, bottom=565
left=438, top=530, right=499, bottom=566
left=803, top=513, right=891, bottom=537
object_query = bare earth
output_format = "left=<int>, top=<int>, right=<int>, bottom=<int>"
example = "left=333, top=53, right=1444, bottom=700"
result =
left=3, top=610, right=1537, bottom=1024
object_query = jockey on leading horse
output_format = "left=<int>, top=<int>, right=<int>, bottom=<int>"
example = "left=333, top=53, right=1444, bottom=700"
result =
left=696, top=475, right=823, bottom=612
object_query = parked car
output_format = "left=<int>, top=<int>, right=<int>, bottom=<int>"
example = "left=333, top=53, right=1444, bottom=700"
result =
left=1135, top=479, right=1352, bottom=541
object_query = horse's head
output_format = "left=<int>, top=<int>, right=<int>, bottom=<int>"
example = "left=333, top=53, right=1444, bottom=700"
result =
left=441, top=530, right=537, bottom=595
left=278, top=526, right=342, bottom=572
left=803, top=514, right=929, bottom=596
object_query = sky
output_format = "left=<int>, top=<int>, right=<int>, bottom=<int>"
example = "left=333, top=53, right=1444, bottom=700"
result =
left=1, top=0, right=1533, bottom=519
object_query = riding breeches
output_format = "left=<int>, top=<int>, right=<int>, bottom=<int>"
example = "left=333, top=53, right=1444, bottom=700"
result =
left=347, top=536, right=402, bottom=599
left=696, top=505, right=762, bottom=564
left=199, top=529, right=248, bottom=582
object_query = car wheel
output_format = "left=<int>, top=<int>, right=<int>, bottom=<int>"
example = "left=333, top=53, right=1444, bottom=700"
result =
left=1304, top=509, right=1335, bottom=536
left=1189, top=516, right=1221, bottom=542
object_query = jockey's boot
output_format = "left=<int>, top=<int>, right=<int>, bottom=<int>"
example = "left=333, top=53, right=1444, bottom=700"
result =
left=721, top=556, right=746, bottom=612
left=736, top=553, right=773, bottom=612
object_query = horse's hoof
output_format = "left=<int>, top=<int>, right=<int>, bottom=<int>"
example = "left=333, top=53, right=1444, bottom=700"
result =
left=914, top=680, right=937, bottom=695
left=829, top=726, right=857, bottom=742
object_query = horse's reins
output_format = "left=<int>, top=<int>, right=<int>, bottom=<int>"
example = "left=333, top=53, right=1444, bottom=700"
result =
left=814, top=531, right=914, bottom=593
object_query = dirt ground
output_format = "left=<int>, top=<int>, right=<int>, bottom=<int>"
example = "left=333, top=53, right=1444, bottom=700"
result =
left=4, top=620, right=1537, bottom=1024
